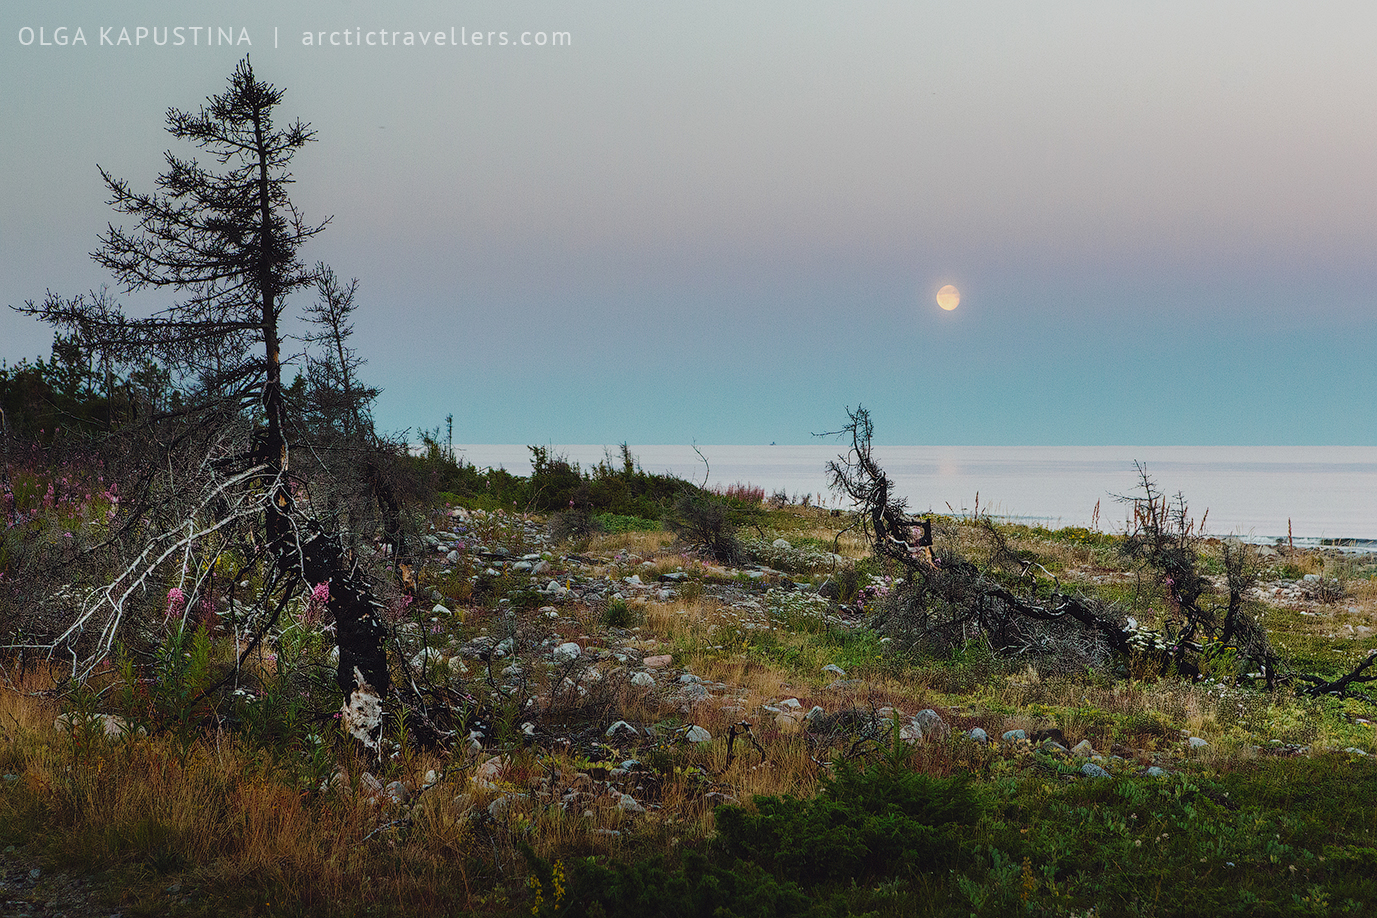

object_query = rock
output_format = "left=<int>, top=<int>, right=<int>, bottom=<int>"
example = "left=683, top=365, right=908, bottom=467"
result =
left=821, top=663, right=847, bottom=676
left=385, top=781, right=410, bottom=805
left=1071, top=740, right=1095, bottom=757
left=913, top=709, right=950, bottom=740
left=410, top=647, right=450, bottom=669
left=424, top=769, right=438, bottom=787
left=624, top=574, right=643, bottom=585
left=615, top=793, right=646, bottom=814
left=967, top=727, right=990, bottom=744
left=54, top=712, right=141, bottom=738
left=1039, top=740, right=1070, bottom=755
left=1001, top=729, right=1027, bottom=743
left=361, top=772, right=384, bottom=795
left=512, top=561, right=533, bottom=573
left=488, top=794, right=528, bottom=820
left=772, top=538, right=793, bottom=549
left=553, top=642, right=582, bottom=663
left=778, top=697, right=802, bottom=710
left=532, top=560, right=550, bottom=575
left=606, top=720, right=639, bottom=739
left=1081, top=762, right=1111, bottom=779
left=899, top=723, right=924, bottom=745
left=1144, top=766, right=1169, bottom=777
left=630, top=671, right=655, bottom=688
left=683, top=725, right=712, bottom=743
left=446, top=550, right=459, bottom=563
left=643, top=654, right=672, bottom=669
left=1187, top=736, right=1210, bottom=750
left=805, top=705, right=826, bottom=723
left=660, top=571, right=689, bottom=582
left=679, top=673, right=702, bottom=684
left=472, top=756, right=506, bottom=790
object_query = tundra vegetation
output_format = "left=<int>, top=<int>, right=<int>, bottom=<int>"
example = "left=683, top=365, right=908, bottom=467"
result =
left=3, top=61, right=1377, bottom=917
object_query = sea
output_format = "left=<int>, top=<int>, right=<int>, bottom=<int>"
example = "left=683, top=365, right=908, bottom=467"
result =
left=450, top=445, right=1377, bottom=550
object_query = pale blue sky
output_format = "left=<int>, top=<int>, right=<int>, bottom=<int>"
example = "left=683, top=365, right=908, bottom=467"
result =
left=5, top=1, right=1377, bottom=445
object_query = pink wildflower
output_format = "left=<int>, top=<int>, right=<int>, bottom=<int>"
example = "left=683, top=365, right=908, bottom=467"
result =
left=166, top=587, right=186, bottom=618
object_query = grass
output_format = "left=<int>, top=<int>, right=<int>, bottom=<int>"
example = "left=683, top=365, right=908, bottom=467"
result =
left=3, top=508, right=1377, bottom=915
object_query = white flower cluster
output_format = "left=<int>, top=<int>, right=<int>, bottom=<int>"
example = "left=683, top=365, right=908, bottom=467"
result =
left=742, top=538, right=846, bottom=573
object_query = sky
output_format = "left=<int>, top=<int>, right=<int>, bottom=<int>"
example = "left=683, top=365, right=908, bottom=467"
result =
left=4, top=1, right=1377, bottom=446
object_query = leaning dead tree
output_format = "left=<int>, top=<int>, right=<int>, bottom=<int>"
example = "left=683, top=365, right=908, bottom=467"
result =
left=823, top=406, right=1377, bottom=701
left=823, top=406, right=1132, bottom=672
left=12, top=57, right=391, bottom=741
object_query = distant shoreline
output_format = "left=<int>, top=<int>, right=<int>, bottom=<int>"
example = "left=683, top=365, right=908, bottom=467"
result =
left=436, top=444, right=1377, bottom=546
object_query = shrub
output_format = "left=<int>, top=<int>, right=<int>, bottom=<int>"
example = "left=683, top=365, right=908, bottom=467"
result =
left=666, top=492, right=743, bottom=565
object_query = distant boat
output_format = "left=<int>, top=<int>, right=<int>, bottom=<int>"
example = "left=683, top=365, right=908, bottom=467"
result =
left=770, top=441, right=776, bottom=446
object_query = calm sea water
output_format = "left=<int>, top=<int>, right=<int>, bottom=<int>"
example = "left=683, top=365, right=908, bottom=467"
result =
left=452, top=445, right=1377, bottom=547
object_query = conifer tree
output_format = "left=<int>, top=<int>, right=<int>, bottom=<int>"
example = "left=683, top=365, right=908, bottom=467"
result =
left=19, top=57, right=391, bottom=728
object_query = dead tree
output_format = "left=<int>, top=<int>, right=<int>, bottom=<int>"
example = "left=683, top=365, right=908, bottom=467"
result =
left=822, top=406, right=1132, bottom=670
left=12, top=57, right=390, bottom=735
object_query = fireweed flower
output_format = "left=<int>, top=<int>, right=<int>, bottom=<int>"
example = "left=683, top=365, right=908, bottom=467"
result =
left=166, top=587, right=186, bottom=618
left=302, top=581, right=330, bottom=625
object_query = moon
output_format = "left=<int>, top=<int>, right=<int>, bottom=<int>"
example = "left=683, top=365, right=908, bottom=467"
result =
left=936, top=284, right=960, bottom=311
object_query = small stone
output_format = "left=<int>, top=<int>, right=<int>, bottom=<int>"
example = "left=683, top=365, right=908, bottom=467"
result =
left=772, top=538, right=793, bottom=549
left=533, top=560, right=551, bottom=575
left=643, top=654, right=672, bottom=669
left=778, top=697, right=802, bottom=710
left=385, top=780, right=410, bottom=805
left=512, top=561, right=533, bottom=573
left=1001, top=729, right=1027, bottom=743
left=432, top=602, right=450, bottom=616
left=1071, top=740, right=1094, bottom=757
left=1081, top=762, right=1111, bottom=779
left=899, top=723, right=924, bottom=745
left=616, top=793, right=646, bottom=814
left=624, top=574, right=643, bottom=585
left=1039, top=740, right=1070, bottom=755
left=29, top=868, right=40, bottom=880
left=1187, top=736, right=1210, bottom=750
left=913, top=709, right=950, bottom=740
left=805, top=705, right=826, bottom=723
left=821, top=663, right=846, bottom=676
left=630, top=671, right=655, bottom=688
left=553, top=642, right=582, bottom=663
left=606, top=720, right=639, bottom=739
left=424, top=769, right=438, bottom=786
left=683, top=725, right=711, bottom=743
left=1144, top=766, right=1169, bottom=777
left=967, top=727, right=990, bottom=744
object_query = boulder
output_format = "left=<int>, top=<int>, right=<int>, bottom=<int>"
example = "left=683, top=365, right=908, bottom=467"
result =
left=605, top=720, right=639, bottom=739
left=683, top=725, right=711, bottom=743
left=913, top=709, right=950, bottom=740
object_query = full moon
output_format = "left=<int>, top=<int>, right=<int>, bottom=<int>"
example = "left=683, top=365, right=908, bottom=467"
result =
left=936, top=284, right=960, bottom=311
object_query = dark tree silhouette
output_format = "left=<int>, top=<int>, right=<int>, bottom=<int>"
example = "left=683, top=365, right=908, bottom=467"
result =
left=15, top=57, right=391, bottom=741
